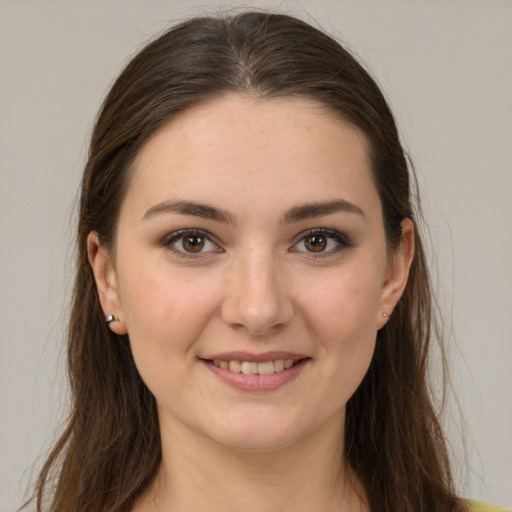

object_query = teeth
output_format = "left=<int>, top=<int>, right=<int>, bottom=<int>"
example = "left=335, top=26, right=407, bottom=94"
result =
left=212, top=358, right=299, bottom=374
left=228, top=360, right=242, bottom=372
left=241, top=361, right=258, bottom=374
left=274, top=359, right=284, bottom=372
left=257, top=361, right=275, bottom=375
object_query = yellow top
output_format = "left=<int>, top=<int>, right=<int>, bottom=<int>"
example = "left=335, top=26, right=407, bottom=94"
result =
left=467, top=500, right=511, bottom=512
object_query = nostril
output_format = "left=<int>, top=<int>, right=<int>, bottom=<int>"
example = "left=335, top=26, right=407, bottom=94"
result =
left=220, top=296, right=294, bottom=335
left=219, top=260, right=294, bottom=335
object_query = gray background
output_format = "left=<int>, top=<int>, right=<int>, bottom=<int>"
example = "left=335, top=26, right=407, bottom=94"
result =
left=1, top=0, right=511, bottom=510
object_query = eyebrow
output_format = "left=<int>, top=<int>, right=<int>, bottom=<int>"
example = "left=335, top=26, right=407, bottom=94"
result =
left=282, top=199, right=365, bottom=223
left=142, top=198, right=365, bottom=224
left=143, top=200, right=237, bottom=224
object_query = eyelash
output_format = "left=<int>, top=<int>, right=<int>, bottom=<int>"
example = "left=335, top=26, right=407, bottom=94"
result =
left=161, top=229, right=221, bottom=259
left=161, top=228, right=352, bottom=259
left=291, top=228, right=353, bottom=258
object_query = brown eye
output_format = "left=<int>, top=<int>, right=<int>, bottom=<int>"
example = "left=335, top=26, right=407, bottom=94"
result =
left=304, top=235, right=327, bottom=252
left=182, top=234, right=205, bottom=252
left=165, top=230, right=219, bottom=257
left=291, top=229, right=350, bottom=257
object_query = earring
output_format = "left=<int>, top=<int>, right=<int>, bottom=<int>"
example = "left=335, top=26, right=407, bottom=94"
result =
left=105, top=314, right=119, bottom=324
left=382, top=312, right=389, bottom=318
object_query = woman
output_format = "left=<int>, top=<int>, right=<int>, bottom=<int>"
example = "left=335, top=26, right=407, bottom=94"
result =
left=26, top=11, right=506, bottom=512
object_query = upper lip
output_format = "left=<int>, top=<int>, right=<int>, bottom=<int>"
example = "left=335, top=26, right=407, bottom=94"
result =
left=201, top=351, right=309, bottom=362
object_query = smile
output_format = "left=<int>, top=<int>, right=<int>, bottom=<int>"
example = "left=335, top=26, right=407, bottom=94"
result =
left=211, top=359, right=297, bottom=375
left=204, top=355, right=310, bottom=392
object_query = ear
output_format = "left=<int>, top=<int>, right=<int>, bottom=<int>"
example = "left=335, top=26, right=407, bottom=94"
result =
left=87, top=232, right=127, bottom=335
left=377, top=218, right=415, bottom=330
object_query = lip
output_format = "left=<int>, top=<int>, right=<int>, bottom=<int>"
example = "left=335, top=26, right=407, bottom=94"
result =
left=201, top=354, right=310, bottom=392
left=202, top=351, right=308, bottom=363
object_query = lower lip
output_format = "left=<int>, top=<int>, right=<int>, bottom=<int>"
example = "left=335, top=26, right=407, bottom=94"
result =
left=203, top=359, right=309, bottom=392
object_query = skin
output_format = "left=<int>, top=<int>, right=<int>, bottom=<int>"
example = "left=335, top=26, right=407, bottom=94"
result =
left=88, top=95, right=414, bottom=511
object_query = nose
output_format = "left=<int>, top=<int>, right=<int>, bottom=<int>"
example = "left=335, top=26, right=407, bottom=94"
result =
left=220, top=250, right=294, bottom=336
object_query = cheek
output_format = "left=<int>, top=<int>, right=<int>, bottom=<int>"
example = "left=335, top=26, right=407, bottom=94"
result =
left=118, top=264, right=222, bottom=366
left=298, top=263, right=383, bottom=382
left=300, top=262, right=383, bottom=332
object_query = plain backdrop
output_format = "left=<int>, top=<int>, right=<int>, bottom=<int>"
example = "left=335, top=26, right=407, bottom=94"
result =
left=1, top=0, right=511, bottom=510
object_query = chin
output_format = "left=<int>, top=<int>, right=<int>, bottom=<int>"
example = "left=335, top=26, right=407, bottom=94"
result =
left=201, top=407, right=325, bottom=454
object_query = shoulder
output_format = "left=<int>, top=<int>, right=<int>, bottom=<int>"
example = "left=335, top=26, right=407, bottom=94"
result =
left=465, top=500, right=511, bottom=512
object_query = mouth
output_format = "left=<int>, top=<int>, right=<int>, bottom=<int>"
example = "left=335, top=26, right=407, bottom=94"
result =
left=201, top=354, right=310, bottom=392
left=209, top=358, right=301, bottom=375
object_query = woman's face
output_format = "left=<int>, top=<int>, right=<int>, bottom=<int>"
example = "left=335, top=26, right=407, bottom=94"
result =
left=89, top=95, right=412, bottom=452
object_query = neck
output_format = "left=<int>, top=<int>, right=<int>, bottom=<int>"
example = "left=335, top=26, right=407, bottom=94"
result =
left=134, top=413, right=368, bottom=512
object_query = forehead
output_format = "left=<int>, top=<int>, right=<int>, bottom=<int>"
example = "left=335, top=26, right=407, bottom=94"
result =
left=124, top=94, right=379, bottom=220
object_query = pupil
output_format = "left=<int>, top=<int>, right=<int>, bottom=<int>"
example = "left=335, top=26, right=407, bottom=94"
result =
left=183, top=235, right=204, bottom=252
left=306, top=235, right=326, bottom=252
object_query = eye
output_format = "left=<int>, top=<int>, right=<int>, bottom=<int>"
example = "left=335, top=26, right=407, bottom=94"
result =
left=163, top=229, right=221, bottom=257
left=291, top=229, right=351, bottom=256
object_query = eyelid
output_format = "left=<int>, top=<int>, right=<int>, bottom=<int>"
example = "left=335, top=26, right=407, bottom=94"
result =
left=159, top=227, right=352, bottom=259
left=161, top=228, right=223, bottom=257
left=290, top=228, right=353, bottom=256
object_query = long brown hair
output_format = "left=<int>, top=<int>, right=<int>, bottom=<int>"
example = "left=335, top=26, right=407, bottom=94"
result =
left=27, top=11, right=466, bottom=512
